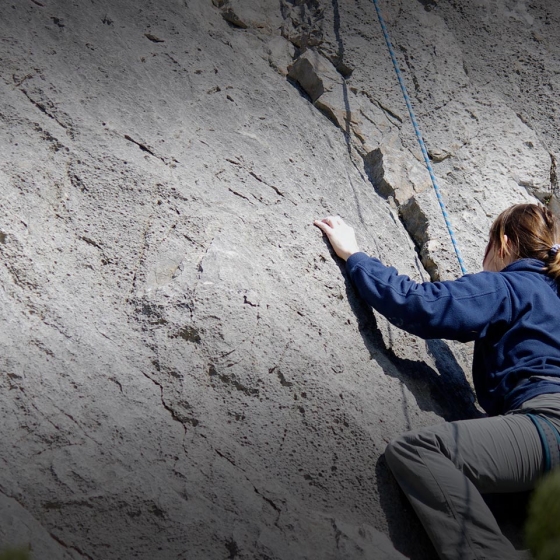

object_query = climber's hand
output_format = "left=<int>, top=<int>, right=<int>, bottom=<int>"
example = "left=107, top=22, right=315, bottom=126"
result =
left=314, top=216, right=360, bottom=261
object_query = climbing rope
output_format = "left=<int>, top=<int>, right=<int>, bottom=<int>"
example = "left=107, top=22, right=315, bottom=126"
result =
left=370, top=0, right=468, bottom=275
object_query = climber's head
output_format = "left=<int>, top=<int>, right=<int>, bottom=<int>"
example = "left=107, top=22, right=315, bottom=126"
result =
left=483, top=203, right=560, bottom=279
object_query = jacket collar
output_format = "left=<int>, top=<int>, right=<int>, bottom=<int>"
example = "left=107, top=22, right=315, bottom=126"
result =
left=502, top=259, right=560, bottom=294
left=502, top=258, right=547, bottom=274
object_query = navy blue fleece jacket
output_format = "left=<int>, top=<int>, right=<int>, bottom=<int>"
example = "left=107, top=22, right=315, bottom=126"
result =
left=346, top=253, right=560, bottom=416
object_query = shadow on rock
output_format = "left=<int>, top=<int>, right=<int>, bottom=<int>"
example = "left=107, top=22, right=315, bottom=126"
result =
left=375, top=454, right=437, bottom=560
left=375, top=456, right=531, bottom=559
left=327, top=250, right=482, bottom=423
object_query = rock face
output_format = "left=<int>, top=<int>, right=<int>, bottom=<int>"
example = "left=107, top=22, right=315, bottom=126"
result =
left=0, top=0, right=558, bottom=558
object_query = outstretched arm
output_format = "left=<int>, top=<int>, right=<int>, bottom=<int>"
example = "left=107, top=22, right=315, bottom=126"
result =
left=314, top=215, right=511, bottom=341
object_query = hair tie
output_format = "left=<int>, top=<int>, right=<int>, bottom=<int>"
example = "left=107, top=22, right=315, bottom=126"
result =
left=550, top=244, right=560, bottom=257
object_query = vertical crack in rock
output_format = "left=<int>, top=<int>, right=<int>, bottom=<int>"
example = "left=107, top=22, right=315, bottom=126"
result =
left=330, top=517, right=342, bottom=549
left=363, top=141, right=444, bottom=279
left=551, top=153, right=558, bottom=193
left=328, top=0, right=352, bottom=77
left=399, top=197, right=439, bottom=280
left=137, top=338, right=192, bottom=433
left=548, top=152, right=560, bottom=217
left=287, top=47, right=453, bottom=279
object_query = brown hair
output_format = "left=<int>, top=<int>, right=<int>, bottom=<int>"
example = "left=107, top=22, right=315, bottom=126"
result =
left=487, top=203, right=560, bottom=280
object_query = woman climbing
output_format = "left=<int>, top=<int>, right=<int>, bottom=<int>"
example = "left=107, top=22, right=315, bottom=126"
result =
left=314, top=203, right=560, bottom=560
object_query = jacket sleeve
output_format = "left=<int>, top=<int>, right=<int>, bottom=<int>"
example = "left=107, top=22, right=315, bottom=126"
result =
left=346, top=252, right=512, bottom=341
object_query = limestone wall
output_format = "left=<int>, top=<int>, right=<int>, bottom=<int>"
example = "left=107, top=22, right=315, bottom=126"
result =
left=0, top=0, right=558, bottom=558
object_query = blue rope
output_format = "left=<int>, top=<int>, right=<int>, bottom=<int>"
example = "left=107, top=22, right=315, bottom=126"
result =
left=370, top=0, right=468, bottom=276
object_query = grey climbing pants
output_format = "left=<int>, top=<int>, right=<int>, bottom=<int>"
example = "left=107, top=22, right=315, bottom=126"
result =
left=385, top=393, right=560, bottom=560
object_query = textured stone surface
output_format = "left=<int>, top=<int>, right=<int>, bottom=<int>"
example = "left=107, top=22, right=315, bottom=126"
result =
left=0, top=0, right=559, bottom=559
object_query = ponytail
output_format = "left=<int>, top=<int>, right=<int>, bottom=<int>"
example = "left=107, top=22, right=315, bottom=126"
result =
left=488, top=204, right=560, bottom=282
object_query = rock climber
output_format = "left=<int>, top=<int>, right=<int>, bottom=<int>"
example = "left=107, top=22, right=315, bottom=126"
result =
left=314, top=203, right=560, bottom=560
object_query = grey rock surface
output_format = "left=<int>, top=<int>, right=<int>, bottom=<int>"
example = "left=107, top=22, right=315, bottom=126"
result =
left=0, top=0, right=558, bottom=558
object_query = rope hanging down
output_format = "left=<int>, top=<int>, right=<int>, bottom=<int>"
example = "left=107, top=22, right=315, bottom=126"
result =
left=370, top=0, right=468, bottom=276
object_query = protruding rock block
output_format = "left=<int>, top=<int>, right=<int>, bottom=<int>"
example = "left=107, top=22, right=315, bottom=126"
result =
left=364, top=140, right=431, bottom=206
left=288, top=50, right=342, bottom=103
left=314, top=91, right=360, bottom=130
left=266, top=36, right=296, bottom=76
left=288, top=50, right=368, bottom=148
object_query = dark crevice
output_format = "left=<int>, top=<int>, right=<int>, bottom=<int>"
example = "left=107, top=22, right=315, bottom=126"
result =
left=79, top=236, right=103, bottom=251
left=124, top=135, right=163, bottom=161
left=253, top=487, right=281, bottom=512
left=228, top=188, right=254, bottom=204
left=225, top=538, right=239, bottom=559
left=20, top=89, right=75, bottom=138
left=48, top=532, right=94, bottom=560
left=551, top=153, right=558, bottom=192
left=215, top=448, right=237, bottom=467
left=144, top=33, right=165, bottom=43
